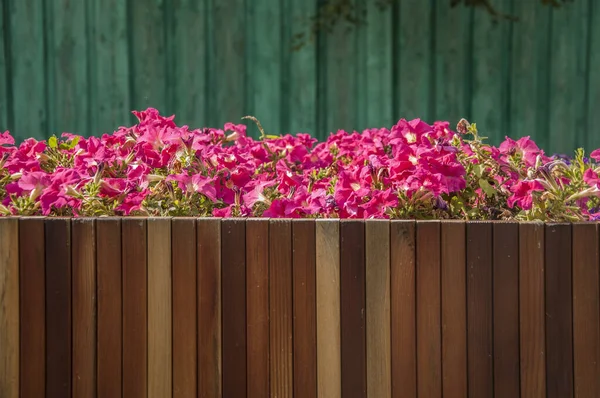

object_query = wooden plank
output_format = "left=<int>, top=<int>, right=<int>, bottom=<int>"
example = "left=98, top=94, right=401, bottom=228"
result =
left=340, top=220, right=366, bottom=398
left=587, top=0, right=600, bottom=151
left=72, top=219, right=96, bottom=397
left=48, top=0, right=88, bottom=134
left=221, top=219, right=246, bottom=397
left=365, top=220, right=391, bottom=398
left=0, top=218, right=19, bottom=398
left=0, top=3, right=9, bottom=131
left=269, top=219, right=293, bottom=397
left=519, top=223, right=546, bottom=398
left=440, top=221, right=467, bottom=398
left=416, top=221, right=441, bottom=398
left=92, top=0, right=131, bottom=133
left=493, top=222, right=521, bottom=398
left=316, top=220, right=341, bottom=398
left=293, top=220, right=317, bottom=398
left=197, top=219, right=222, bottom=398
left=19, top=218, right=45, bottom=398
left=9, top=0, right=47, bottom=141
left=572, top=223, right=600, bottom=398
left=467, top=222, right=493, bottom=398
left=172, top=218, right=197, bottom=398
left=545, top=224, right=574, bottom=398
left=45, top=218, right=71, bottom=398
left=390, top=221, right=416, bottom=398
left=96, top=218, right=122, bottom=398
left=122, top=218, right=147, bottom=398
left=148, top=218, right=172, bottom=398
left=246, top=219, right=270, bottom=398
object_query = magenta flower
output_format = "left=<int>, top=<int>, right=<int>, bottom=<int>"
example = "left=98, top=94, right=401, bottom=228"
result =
left=507, top=180, right=545, bottom=209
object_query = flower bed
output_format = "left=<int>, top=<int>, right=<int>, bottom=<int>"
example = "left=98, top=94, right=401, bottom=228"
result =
left=1, top=108, right=599, bottom=220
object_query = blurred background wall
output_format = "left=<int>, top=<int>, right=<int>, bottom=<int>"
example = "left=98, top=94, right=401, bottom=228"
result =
left=0, top=0, right=598, bottom=154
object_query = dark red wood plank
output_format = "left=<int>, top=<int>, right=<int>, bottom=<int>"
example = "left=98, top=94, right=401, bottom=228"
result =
left=121, top=218, right=147, bottom=398
left=246, top=219, right=270, bottom=398
left=467, top=222, right=493, bottom=398
left=221, top=219, right=247, bottom=397
left=19, top=218, right=46, bottom=398
left=390, top=221, right=416, bottom=398
left=45, top=218, right=72, bottom=398
left=293, top=220, right=317, bottom=398
left=493, top=222, right=520, bottom=398
left=545, top=223, right=573, bottom=398
left=172, top=218, right=197, bottom=398
left=519, top=223, right=546, bottom=398
left=441, top=221, right=467, bottom=398
left=197, top=219, right=222, bottom=398
left=269, top=219, right=293, bottom=397
left=416, top=221, right=442, bottom=398
left=72, top=218, right=96, bottom=397
left=340, top=220, right=366, bottom=398
left=96, top=218, right=122, bottom=398
left=572, top=223, right=600, bottom=398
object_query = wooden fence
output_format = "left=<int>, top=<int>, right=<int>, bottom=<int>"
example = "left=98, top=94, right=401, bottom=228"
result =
left=0, top=218, right=599, bottom=398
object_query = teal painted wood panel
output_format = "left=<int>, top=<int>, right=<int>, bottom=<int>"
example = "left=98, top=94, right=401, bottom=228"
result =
left=0, top=2, right=8, bottom=131
left=588, top=0, right=600, bottom=152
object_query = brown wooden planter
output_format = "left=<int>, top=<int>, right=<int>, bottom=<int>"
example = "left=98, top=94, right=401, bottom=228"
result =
left=0, top=218, right=598, bottom=398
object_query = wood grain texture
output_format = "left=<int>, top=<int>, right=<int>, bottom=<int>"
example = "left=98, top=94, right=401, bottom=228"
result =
left=221, top=219, right=246, bottom=397
left=19, top=218, right=45, bottom=398
left=572, top=223, right=600, bottom=398
left=440, top=221, right=467, bottom=398
left=519, top=223, right=546, bottom=398
left=269, top=219, right=293, bottom=398
left=467, top=222, right=494, bottom=398
left=0, top=218, right=19, bottom=398
left=545, top=224, right=574, bottom=398
left=365, top=220, right=391, bottom=398
left=416, top=221, right=442, bottom=398
left=45, top=218, right=72, bottom=398
left=340, top=220, right=366, bottom=398
left=197, top=219, right=222, bottom=398
left=390, top=221, right=416, bottom=398
left=96, top=218, right=122, bottom=398
left=122, top=218, right=147, bottom=398
left=293, top=220, right=317, bottom=398
left=147, top=218, right=172, bottom=398
left=72, top=219, right=96, bottom=397
left=246, top=219, right=270, bottom=398
left=316, top=220, right=341, bottom=398
left=172, top=218, right=197, bottom=398
left=493, top=222, right=521, bottom=398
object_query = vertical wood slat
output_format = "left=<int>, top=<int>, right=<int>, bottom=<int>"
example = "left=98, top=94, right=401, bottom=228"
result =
left=148, top=219, right=172, bottom=398
left=519, top=223, right=546, bottom=398
left=122, top=218, right=147, bottom=398
left=269, top=220, right=293, bottom=398
left=441, top=221, right=467, bottom=398
left=366, top=220, right=391, bottom=398
left=45, top=218, right=72, bottom=398
left=247, top=219, right=270, bottom=398
left=340, top=220, right=366, bottom=398
left=197, top=219, right=222, bottom=398
left=19, top=218, right=45, bottom=398
left=221, top=219, right=247, bottom=397
left=493, top=222, right=521, bottom=398
left=390, top=221, right=416, bottom=398
left=545, top=224, right=574, bottom=398
left=96, top=218, right=122, bottom=398
left=293, top=220, right=317, bottom=398
left=0, top=218, right=19, bottom=398
left=172, top=218, right=197, bottom=398
left=72, top=219, right=96, bottom=397
left=467, top=222, right=494, bottom=398
left=572, top=223, right=600, bottom=398
left=416, top=221, right=442, bottom=398
left=316, top=220, right=341, bottom=398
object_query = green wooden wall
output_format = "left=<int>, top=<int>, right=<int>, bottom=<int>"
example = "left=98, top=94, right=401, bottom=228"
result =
left=1, top=0, right=599, bottom=154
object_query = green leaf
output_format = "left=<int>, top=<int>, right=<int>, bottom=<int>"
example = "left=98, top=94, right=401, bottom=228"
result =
left=48, top=136, right=58, bottom=149
left=473, top=164, right=482, bottom=178
left=479, top=178, right=496, bottom=197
